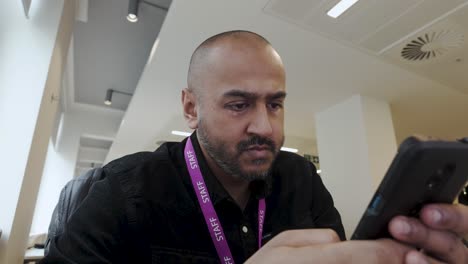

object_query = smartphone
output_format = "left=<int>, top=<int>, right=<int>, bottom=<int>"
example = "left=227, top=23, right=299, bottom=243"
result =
left=351, top=136, right=468, bottom=240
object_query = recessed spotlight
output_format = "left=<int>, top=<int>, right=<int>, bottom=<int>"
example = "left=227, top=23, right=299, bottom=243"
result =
left=327, top=0, right=360, bottom=18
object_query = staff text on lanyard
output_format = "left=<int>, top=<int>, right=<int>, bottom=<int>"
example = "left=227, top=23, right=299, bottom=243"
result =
left=184, top=138, right=266, bottom=264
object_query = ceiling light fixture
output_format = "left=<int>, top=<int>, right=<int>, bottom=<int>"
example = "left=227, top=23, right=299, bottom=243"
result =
left=171, top=130, right=192, bottom=137
left=104, top=89, right=113, bottom=105
left=327, top=0, right=360, bottom=18
left=104, top=89, right=133, bottom=106
left=280, top=147, right=298, bottom=153
left=127, top=0, right=169, bottom=23
left=316, top=169, right=322, bottom=174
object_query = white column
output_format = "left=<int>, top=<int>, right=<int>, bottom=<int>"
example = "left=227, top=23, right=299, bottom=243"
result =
left=0, top=1, right=74, bottom=263
left=315, top=95, right=397, bottom=238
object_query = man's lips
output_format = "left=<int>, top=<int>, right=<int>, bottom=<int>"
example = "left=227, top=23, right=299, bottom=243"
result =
left=247, top=145, right=271, bottom=151
left=244, top=145, right=273, bottom=158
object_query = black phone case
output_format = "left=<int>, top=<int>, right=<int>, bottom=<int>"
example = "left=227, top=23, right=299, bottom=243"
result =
left=351, top=137, right=468, bottom=240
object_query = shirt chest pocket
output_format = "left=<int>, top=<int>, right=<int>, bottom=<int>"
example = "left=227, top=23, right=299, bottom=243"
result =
left=151, top=246, right=219, bottom=264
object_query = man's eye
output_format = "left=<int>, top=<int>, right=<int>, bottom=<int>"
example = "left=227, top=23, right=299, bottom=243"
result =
left=268, top=102, right=283, bottom=110
left=227, top=103, right=249, bottom=111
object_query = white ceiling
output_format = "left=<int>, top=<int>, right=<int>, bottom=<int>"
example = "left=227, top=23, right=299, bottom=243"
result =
left=68, top=0, right=170, bottom=175
left=73, top=0, right=170, bottom=110
left=265, top=0, right=468, bottom=95
left=105, top=0, right=468, bottom=162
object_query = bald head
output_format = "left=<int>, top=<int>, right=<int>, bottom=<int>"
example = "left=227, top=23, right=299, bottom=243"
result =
left=187, top=30, right=284, bottom=97
left=181, top=31, right=286, bottom=182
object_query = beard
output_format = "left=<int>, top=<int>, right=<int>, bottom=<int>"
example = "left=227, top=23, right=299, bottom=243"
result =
left=197, top=119, right=283, bottom=181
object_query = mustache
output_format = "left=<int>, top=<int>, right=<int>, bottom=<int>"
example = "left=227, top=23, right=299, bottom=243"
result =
left=237, top=136, right=276, bottom=153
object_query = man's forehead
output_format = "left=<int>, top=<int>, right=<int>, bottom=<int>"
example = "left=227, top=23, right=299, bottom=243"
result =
left=188, top=32, right=285, bottom=101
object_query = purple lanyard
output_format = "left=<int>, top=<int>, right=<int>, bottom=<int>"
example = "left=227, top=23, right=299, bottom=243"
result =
left=184, top=138, right=266, bottom=264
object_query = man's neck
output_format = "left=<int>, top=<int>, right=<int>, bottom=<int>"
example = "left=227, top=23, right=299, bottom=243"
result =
left=197, top=139, right=251, bottom=210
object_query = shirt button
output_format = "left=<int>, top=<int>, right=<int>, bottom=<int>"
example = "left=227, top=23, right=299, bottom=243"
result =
left=242, top=226, right=248, bottom=233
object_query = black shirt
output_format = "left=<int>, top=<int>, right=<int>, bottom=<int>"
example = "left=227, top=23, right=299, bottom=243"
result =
left=42, top=133, right=345, bottom=264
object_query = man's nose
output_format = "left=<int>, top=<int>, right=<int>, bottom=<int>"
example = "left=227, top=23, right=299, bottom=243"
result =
left=246, top=105, right=273, bottom=138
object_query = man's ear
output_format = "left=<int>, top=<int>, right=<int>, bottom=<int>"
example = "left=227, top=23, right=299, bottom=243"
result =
left=181, top=88, right=198, bottom=129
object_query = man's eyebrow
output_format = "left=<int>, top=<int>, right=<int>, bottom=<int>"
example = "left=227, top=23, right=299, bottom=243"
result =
left=222, top=90, right=287, bottom=100
left=223, top=90, right=257, bottom=100
left=267, top=91, right=287, bottom=100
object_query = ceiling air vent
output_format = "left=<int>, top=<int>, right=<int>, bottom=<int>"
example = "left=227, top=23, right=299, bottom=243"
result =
left=401, top=30, right=464, bottom=61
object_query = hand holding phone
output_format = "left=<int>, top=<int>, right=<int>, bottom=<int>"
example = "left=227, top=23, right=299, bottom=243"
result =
left=351, top=136, right=468, bottom=240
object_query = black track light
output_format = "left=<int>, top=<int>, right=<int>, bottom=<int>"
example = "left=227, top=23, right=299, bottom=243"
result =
left=127, top=0, right=139, bottom=23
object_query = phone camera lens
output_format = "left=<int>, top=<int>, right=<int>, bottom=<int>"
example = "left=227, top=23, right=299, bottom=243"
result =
left=426, top=179, right=439, bottom=190
left=459, top=185, right=468, bottom=205
left=427, top=164, right=456, bottom=191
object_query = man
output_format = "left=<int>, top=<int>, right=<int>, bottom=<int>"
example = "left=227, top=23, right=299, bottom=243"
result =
left=42, top=31, right=468, bottom=263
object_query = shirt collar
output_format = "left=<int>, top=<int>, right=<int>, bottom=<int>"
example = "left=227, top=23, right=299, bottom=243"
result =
left=179, top=131, right=273, bottom=205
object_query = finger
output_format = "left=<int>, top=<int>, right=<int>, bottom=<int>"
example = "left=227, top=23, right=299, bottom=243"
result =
left=265, top=229, right=340, bottom=248
left=389, top=216, right=466, bottom=263
left=405, top=250, right=447, bottom=264
left=317, top=239, right=414, bottom=263
left=420, top=204, right=468, bottom=237
left=249, top=238, right=416, bottom=264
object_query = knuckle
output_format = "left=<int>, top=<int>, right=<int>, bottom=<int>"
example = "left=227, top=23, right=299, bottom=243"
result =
left=444, top=233, right=460, bottom=255
left=324, top=229, right=340, bottom=242
left=377, top=239, right=407, bottom=261
left=407, top=218, right=429, bottom=244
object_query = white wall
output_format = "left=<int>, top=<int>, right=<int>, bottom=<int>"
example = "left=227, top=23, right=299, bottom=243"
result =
left=283, top=135, right=318, bottom=157
left=362, top=97, right=398, bottom=188
left=315, top=95, right=397, bottom=238
left=31, top=106, right=123, bottom=236
left=77, top=147, right=109, bottom=164
left=30, top=141, right=72, bottom=236
left=0, top=1, right=74, bottom=263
